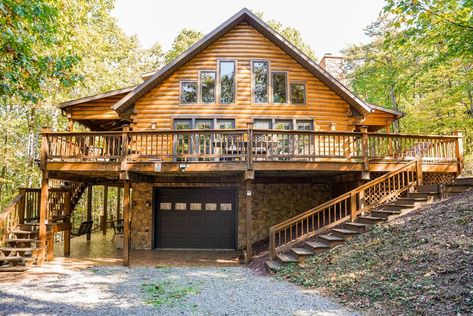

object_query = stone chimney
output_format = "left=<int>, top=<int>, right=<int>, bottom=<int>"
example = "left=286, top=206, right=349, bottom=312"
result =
left=319, top=53, right=346, bottom=85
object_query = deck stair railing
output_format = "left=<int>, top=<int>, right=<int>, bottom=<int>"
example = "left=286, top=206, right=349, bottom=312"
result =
left=0, top=184, right=83, bottom=245
left=43, top=129, right=462, bottom=165
left=268, top=158, right=423, bottom=259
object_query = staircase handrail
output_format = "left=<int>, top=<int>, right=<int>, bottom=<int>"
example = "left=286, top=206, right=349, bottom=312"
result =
left=269, top=158, right=422, bottom=259
left=0, top=191, right=26, bottom=245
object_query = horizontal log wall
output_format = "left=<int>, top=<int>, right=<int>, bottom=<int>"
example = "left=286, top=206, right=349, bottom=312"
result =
left=132, top=22, right=356, bottom=131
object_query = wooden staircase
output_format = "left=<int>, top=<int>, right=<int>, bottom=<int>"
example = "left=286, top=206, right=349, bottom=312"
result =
left=0, top=223, right=41, bottom=272
left=266, top=178, right=473, bottom=272
left=0, top=181, right=87, bottom=272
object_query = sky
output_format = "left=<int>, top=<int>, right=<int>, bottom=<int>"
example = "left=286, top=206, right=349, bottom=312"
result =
left=112, top=0, right=385, bottom=58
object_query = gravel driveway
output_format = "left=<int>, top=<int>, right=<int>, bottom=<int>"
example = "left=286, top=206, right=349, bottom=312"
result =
left=0, top=266, right=358, bottom=316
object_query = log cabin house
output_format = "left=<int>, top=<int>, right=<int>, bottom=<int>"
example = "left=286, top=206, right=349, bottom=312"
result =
left=0, top=9, right=464, bottom=269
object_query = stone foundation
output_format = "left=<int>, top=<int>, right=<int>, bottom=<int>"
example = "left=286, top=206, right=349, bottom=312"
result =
left=130, top=180, right=332, bottom=250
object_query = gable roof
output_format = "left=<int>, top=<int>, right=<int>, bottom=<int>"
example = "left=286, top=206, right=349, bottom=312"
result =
left=112, top=8, right=376, bottom=117
left=58, top=86, right=137, bottom=108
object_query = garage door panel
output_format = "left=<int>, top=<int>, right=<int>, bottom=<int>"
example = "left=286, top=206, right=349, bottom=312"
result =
left=155, top=188, right=236, bottom=249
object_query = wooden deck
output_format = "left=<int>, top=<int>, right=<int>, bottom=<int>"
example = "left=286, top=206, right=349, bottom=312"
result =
left=41, top=128, right=463, bottom=181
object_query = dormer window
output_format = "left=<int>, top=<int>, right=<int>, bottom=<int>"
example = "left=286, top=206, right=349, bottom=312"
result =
left=180, top=81, right=197, bottom=104
left=219, top=61, right=235, bottom=104
left=252, top=61, right=268, bottom=103
left=200, top=71, right=216, bottom=103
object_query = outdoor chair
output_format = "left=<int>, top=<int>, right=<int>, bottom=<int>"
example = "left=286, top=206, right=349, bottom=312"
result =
left=71, top=220, right=93, bottom=236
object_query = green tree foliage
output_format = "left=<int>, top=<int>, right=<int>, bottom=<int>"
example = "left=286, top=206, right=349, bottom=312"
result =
left=164, top=28, right=204, bottom=64
left=344, top=0, right=473, bottom=153
left=254, top=11, right=317, bottom=61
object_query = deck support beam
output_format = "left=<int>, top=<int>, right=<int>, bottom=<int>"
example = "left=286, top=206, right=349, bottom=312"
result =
left=64, top=191, right=71, bottom=256
left=38, top=170, right=48, bottom=265
left=86, top=185, right=92, bottom=241
left=102, top=185, right=108, bottom=235
left=123, top=180, right=131, bottom=267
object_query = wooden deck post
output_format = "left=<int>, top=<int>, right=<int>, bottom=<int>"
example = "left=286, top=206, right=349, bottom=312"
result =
left=245, top=176, right=253, bottom=263
left=86, top=185, right=92, bottom=241
left=416, top=158, right=423, bottom=186
left=64, top=190, right=71, bottom=256
left=247, top=123, right=253, bottom=170
left=116, top=187, right=121, bottom=221
left=360, top=126, right=370, bottom=180
left=454, top=130, right=464, bottom=175
left=102, top=185, right=108, bottom=235
left=18, top=188, right=26, bottom=224
left=123, top=180, right=131, bottom=267
left=350, top=191, right=357, bottom=222
left=38, top=170, right=48, bottom=265
left=38, top=127, right=50, bottom=266
left=386, top=124, right=393, bottom=157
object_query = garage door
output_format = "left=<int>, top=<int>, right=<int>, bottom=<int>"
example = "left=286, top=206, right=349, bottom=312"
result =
left=154, top=188, right=237, bottom=249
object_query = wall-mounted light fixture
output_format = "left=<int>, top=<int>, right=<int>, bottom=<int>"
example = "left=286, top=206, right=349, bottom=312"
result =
left=145, top=201, right=151, bottom=208
left=151, top=122, right=157, bottom=129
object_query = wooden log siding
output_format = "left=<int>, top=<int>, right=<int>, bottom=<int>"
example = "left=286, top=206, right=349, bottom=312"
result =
left=132, top=23, right=355, bottom=132
left=268, top=159, right=422, bottom=259
left=43, top=130, right=461, bottom=165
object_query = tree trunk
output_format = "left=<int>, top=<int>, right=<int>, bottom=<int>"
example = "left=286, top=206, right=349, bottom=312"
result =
left=389, top=85, right=400, bottom=133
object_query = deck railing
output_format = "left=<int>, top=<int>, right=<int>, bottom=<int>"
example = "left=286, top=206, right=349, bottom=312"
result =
left=268, top=159, right=422, bottom=259
left=43, top=129, right=463, bottom=165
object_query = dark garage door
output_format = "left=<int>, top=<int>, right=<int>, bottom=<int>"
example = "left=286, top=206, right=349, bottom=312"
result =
left=154, top=188, right=237, bottom=249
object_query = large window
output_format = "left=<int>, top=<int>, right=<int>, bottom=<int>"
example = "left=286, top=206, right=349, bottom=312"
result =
left=272, top=72, right=287, bottom=104
left=254, top=119, right=272, bottom=129
left=219, top=61, right=235, bottom=104
left=180, top=81, right=198, bottom=104
left=290, top=83, right=306, bottom=105
left=200, top=71, right=216, bottom=103
left=252, top=61, right=268, bottom=103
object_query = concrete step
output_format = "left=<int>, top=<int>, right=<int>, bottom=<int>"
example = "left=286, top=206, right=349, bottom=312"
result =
left=344, top=222, right=371, bottom=233
left=277, top=253, right=299, bottom=264
left=291, top=247, right=315, bottom=261
left=454, top=177, right=473, bottom=185
left=357, top=216, right=386, bottom=225
left=304, top=241, right=331, bottom=253
left=318, top=234, right=345, bottom=246
left=265, top=260, right=283, bottom=272
left=331, top=228, right=360, bottom=240
left=371, top=209, right=402, bottom=219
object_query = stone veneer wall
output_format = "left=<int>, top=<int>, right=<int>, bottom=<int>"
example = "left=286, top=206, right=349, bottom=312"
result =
left=130, top=181, right=332, bottom=250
